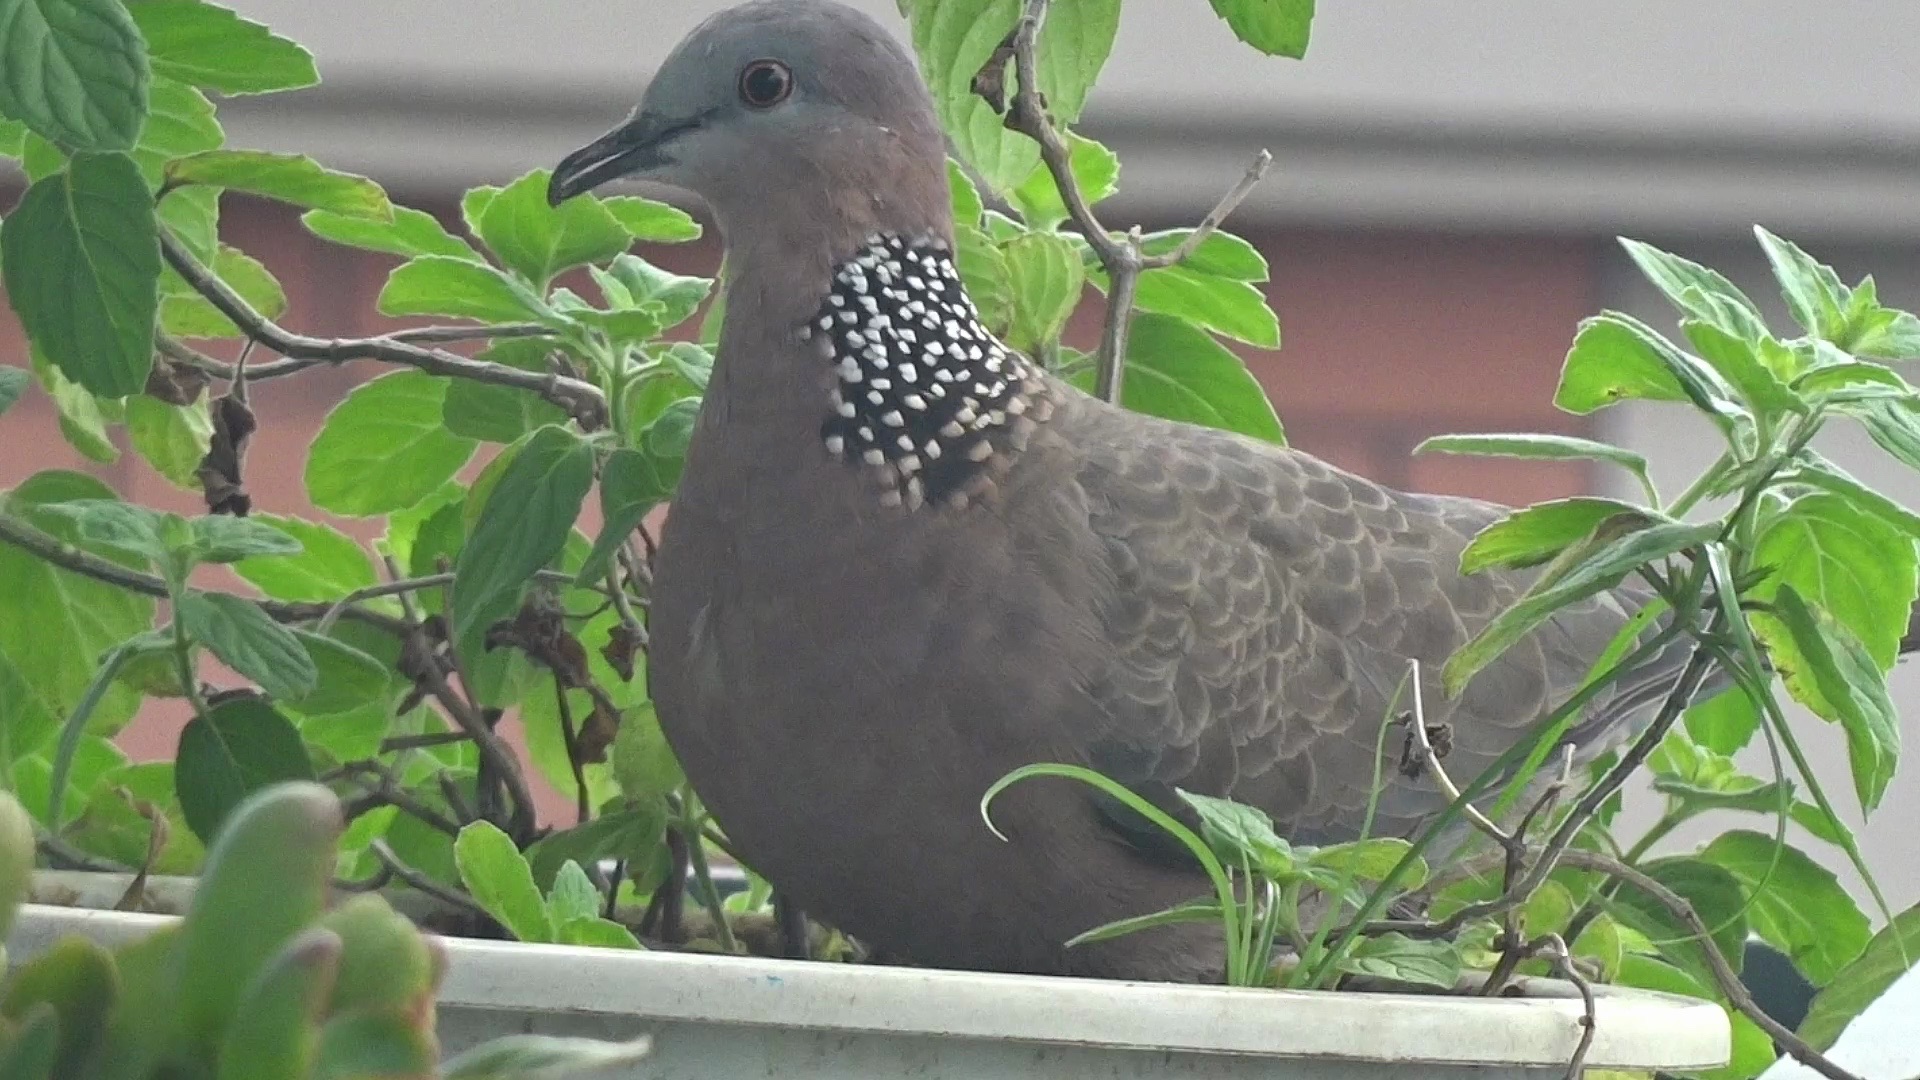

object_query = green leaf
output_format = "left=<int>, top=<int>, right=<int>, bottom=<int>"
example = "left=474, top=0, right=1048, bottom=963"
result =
left=1794, top=360, right=1913, bottom=406
left=954, top=224, right=1012, bottom=335
left=1137, top=229, right=1269, bottom=281
left=525, top=806, right=666, bottom=890
left=1338, top=934, right=1461, bottom=989
left=130, top=77, right=222, bottom=187
left=2, top=152, right=160, bottom=397
left=190, top=514, right=302, bottom=563
left=1681, top=319, right=1800, bottom=417
left=1207, top=0, right=1315, bottom=57
left=1075, top=312, right=1285, bottom=443
left=378, top=255, right=552, bottom=324
left=441, top=1035, right=654, bottom=1080
left=1126, top=260, right=1280, bottom=348
left=1554, top=313, right=1690, bottom=415
left=0, top=116, right=21, bottom=155
left=1445, top=519, right=1715, bottom=694
left=904, top=0, right=1120, bottom=192
left=128, top=0, right=317, bottom=95
left=0, top=367, right=30, bottom=418
left=27, top=350, right=117, bottom=462
left=283, top=630, right=389, bottom=718
left=1459, top=499, right=1658, bottom=575
left=454, top=820, right=554, bottom=942
left=601, top=195, right=701, bottom=242
left=157, top=182, right=218, bottom=261
left=1417, top=435, right=1653, bottom=500
left=545, top=860, right=602, bottom=927
left=577, top=447, right=674, bottom=586
left=1000, top=232, right=1084, bottom=353
left=1797, top=429, right=1913, bottom=502
left=1848, top=308, right=1920, bottom=361
left=1799, top=902, right=1920, bottom=1051
left=476, top=169, right=632, bottom=288
left=177, top=591, right=319, bottom=701
left=307, top=371, right=477, bottom=516
left=1065, top=900, right=1226, bottom=948
left=1754, top=227, right=1848, bottom=342
left=1616, top=954, right=1775, bottom=1080
left=232, top=516, right=377, bottom=603
left=160, top=246, right=287, bottom=338
left=34, top=498, right=175, bottom=569
left=948, top=158, right=984, bottom=225
left=302, top=205, right=479, bottom=260
left=1752, top=492, right=1916, bottom=668
left=451, top=424, right=595, bottom=662
left=125, top=394, right=213, bottom=489
left=609, top=702, right=683, bottom=801
left=173, top=697, right=316, bottom=844
left=1852, top=396, right=1920, bottom=473
left=553, top=916, right=645, bottom=950
left=1010, top=133, right=1119, bottom=231
left=598, top=253, right=711, bottom=329
left=0, top=1005, right=61, bottom=1079
left=1611, top=856, right=1747, bottom=990
left=0, top=474, right=155, bottom=760
left=1176, top=789, right=1291, bottom=870
left=0, top=0, right=148, bottom=151
left=1753, top=586, right=1900, bottom=813
left=1698, top=830, right=1868, bottom=986
left=1619, top=237, right=1767, bottom=338
left=1307, top=838, right=1425, bottom=889
left=167, top=151, right=391, bottom=220
left=442, top=338, right=568, bottom=443
left=1554, top=312, right=1739, bottom=428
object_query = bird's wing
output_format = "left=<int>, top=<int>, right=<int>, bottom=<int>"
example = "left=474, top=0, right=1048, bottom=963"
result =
left=1069, top=402, right=1688, bottom=849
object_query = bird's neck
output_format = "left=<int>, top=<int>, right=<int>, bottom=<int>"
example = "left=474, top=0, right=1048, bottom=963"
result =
left=712, top=231, right=1058, bottom=513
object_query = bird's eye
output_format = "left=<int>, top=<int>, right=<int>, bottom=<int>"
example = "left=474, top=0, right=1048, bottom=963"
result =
left=738, top=59, right=793, bottom=108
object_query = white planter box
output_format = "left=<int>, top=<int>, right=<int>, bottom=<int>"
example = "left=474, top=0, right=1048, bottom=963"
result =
left=9, top=891, right=1728, bottom=1080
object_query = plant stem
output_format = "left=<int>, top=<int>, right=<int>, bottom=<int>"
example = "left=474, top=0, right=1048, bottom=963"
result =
left=158, top=230, right=605, bottom=425
left=46, top=643, right=136, bottom=833
left=675, top=791, right=739, bottom=954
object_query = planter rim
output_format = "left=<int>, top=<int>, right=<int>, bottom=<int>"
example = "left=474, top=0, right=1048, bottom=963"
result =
left=12, top=903, right=1729, bottom=1071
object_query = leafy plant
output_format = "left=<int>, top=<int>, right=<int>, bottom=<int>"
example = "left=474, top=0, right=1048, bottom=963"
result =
left=2, top=3, right=1918, bottom=1080
left=0, top=0, right=1288, bottom=971
left=0, top=782, right=649, bottom=1078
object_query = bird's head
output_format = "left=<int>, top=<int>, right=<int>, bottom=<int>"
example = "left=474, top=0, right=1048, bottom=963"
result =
left=547, top=0, right=952, bottom=252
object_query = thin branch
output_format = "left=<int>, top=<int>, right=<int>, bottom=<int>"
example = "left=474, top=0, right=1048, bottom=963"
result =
left=0, top=512, right=409, bottom=636
left=990, top=0, right=1269, bottom=404
left=370, top=839, right=495, bottom=925
left=1533, top=933, right=1596, bottom=1080
left=329, top=760, right=464, bottom=837
left=1553, top=850, right=1866, bottom=1080
left=551, top=677, right=592, bottom=825
left=158, top=231, right=604, bottom=425
left=158, top=324, right=555, bottom=385
left=1138, top=151, right=1275, bottom=270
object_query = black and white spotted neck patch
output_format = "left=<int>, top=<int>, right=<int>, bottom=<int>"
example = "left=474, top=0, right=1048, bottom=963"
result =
left=801, top=232, right=1053, bottom=510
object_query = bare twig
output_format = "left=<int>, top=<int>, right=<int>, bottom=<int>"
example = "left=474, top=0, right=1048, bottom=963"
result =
left=1403, top=659, right=1505, bottom=841
left=989, top=0, right=1270, bottom=404
left=379, top=730, right=475, bottom=753
left=158, top=231, right=603, bottom=425
left=159, top=325, right=555, bottom=384
left=329, top=760, right=464, bottom=837
left=371, top=839, right=495, bottom=925
left=382, top=554, right=537, bottom=844
left=1532, top=934, right=1596, bottom=1080
left=1552, top=850, right=1866, bottom=1080
left=551, top=677, right=592, bottom=825
left=0, top=512, right=409, bottom=636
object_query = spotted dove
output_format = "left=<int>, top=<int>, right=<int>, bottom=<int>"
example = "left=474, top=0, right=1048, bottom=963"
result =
left=547, top=0, right=1705, bottom=981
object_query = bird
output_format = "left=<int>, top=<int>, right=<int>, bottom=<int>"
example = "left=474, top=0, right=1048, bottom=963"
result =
left=546, top=0, right=1706, bottom=982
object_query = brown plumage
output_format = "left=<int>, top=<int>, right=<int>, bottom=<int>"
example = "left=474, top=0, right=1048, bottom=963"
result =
left=548, top=0, right=1688, bottom=981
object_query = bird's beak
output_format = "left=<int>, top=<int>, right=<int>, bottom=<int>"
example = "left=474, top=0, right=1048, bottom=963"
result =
left=548, top=110, right=698, bottom=205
